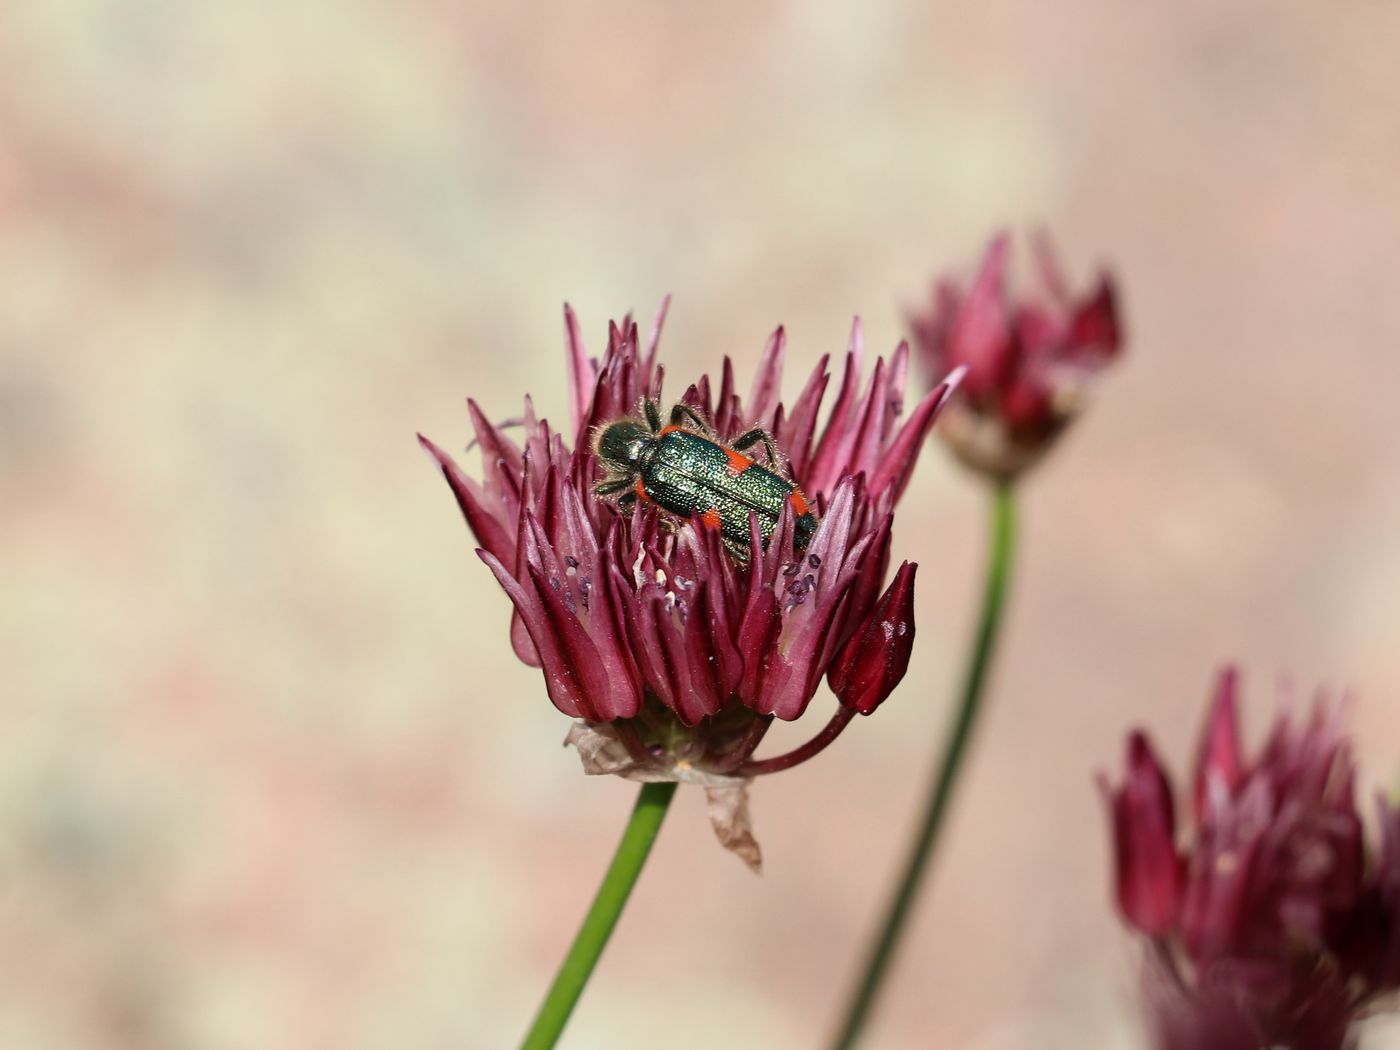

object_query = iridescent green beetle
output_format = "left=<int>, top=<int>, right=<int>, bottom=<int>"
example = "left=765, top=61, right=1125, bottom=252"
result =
left=593, top=400, right=818, bottom=558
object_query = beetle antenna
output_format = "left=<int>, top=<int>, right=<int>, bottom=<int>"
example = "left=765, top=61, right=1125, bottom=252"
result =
left=464, top=416, right=525, bottom=453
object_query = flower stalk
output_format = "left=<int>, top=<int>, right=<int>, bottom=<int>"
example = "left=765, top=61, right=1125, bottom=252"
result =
left=738, top=706, right=856, bottom=777
left=830, top=482, right=1017, bottom=1049
left=519, top=781, right=678, bottom=1050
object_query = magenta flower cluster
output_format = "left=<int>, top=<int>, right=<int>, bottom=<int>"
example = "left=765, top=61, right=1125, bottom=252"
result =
left=1105, top=669, right=1400, bottom=1050
left=421, top=302, right=958, bottom=865
left=420, top=236, right=1400, bottom=1049
left=910, top=231, right=1121, bottom=479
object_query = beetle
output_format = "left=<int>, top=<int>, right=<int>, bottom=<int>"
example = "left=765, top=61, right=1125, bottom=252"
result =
left=593, top=400, right=818, bottom=558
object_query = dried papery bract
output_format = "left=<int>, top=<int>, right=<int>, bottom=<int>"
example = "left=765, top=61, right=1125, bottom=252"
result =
left=1103, top=669, right=1400, bottom=1049
left=422, top=303, right=960, bottom=869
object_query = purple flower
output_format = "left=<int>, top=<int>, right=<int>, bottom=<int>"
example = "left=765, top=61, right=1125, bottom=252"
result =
left=828, top=560, right=917, bottom=716
left=421, top=302, right=958, bottom=868
left=910, top=230, right=1122, bottom=479
left=1105, top=732, right=1183, bottom=937
left=1103, top=669, right=1400, bottom=1049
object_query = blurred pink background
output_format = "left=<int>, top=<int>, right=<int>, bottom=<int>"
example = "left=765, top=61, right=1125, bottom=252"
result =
left=3, top=2, right=1400, bottom=1047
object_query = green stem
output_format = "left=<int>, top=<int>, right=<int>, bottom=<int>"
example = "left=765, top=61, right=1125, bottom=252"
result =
left=829, top=482, right=1017, bottom=1049
left=519, top=781, right=677, bottom=1050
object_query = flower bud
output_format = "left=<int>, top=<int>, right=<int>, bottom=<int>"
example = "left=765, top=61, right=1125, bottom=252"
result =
left=828, top=561, right=916, bottom=715
left=1105, top=732, right=1183, bottom=935
left=910, top=231, right=1122, bottom=480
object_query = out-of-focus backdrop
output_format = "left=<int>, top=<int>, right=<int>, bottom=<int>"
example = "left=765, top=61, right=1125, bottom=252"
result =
left=4, top=2, right=1400, bottom=1048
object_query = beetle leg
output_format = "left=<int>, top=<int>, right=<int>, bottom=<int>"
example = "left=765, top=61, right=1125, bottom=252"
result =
left=643, top=400, right=662, bottom=433
left=595, top=476, right=637, bottom=497
left=669, top=403, right=710, bottom=433
left=731, top=427, right=784, bottom=470
left=721, top=536, right=753, bottom=564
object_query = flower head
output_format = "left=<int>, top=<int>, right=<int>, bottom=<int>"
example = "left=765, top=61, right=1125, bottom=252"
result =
left=1102, top=669, right=1400, bottom=1049
left=422, top=302, right=958, bottom=868
left=910, top=230, right=1122, bottom=480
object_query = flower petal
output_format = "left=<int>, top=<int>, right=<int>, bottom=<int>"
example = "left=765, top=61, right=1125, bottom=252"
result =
left=746, top=325, right=786, bottom=429
left=777, top=353, right=831, bottom=482
left=1106, top=731, right=1183, bottom=936
left=478, top=551, right=588, bottom=717
left=868, top=367, right=959, bottom=502
left=563, top=303, right=596, bottom=437
left=1065, top=275, right=1121, bottom=357
left=418, top=434, right=515, bottom=564
left=526, top=561, right=639, bottom=721
left=949, top=231, right=1014, bottom=393
left=829, top=561, right=917, bottom=715
left=1193, top=667, right=1244, bottom=823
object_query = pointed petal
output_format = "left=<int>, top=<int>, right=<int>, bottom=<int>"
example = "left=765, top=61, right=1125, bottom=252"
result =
left=1107, top=731, right=1183, bottom=936
left=466, top=398, right=526, bottom=488
left=642, top=295, right=670, bottom=384
left=950, top=232, right=1014, bottom=392
left=1031, top=227, right=1072, bottom=305
left=843, top=355, right=889, bottom=483
left=1066, top=275, right=1121, bottom=356
left=509, top=591, right=541, bottom=666
left=1180, top=777, right=1266, bottom=961
left=563, top=303, right=596, bottom=438
left=526, top=562, right=636, bottom=721
left=677, top=580, right=729, bottom=723
left=580, top=544, right=644, bottom=719
left=623, top=581, right=676, bottom=715
left=715, top=356, right=739, bottom=436
left=908, top=279, right=963, bottom=375
left=479, top=551, right=584, bottom=715
left=868, top=368, right=957, bottom=501
left=418, top=434, right=515, bottom=562
left=776, top=353, right=829, bottom=481
left=806, top=345, right=863, bottom=497
left=746, top=326, right=786, bottom=427
left=762, top=584, right=854, bottom=720
left=841, top=512, right=892, bottom=631
left=736, top=513, right=780, bottom=704
left=1193, top=667, right=1244, bottom=822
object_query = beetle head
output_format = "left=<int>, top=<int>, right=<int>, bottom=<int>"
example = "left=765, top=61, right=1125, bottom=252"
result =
left=595, top=420, right=653, bottom=469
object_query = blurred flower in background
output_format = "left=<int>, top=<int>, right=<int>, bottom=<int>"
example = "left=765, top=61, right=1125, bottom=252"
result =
left=420, top=304, right=957, bottom=869
left=1104, top=669, right=1400, bottom=1050
left=830, top=228, right=1122, bottom=1048
left=909, top=231, right=1121, bottom=480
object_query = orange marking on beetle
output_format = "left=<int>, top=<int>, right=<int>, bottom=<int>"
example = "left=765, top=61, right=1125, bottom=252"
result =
left=634, top=478, right=649, bottom=502
left=659, top=424, right=685, bottom=437
left=701, top=507, right=723, bottom=531
left=723, top=447, right=753, bottom=476
left=789, top=489, right=810, bottom=517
